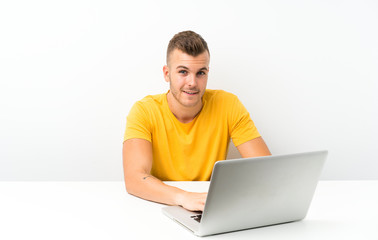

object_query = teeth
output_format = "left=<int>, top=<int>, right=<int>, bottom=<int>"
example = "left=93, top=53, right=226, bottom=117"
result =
left=184, top=90, right=198, bottom=95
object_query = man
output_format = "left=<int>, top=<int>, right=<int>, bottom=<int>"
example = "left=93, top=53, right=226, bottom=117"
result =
left=123, top=31, right=271, bottom=212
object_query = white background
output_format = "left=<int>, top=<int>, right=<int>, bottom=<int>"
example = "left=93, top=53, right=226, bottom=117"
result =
left=1, top=0, right=377, bottom=180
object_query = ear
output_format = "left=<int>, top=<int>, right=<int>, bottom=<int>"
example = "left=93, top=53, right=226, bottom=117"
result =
left=163, top=65, right=170, bottom=83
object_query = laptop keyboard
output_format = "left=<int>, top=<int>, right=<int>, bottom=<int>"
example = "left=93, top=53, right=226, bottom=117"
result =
left=190, top=214, right=202, bottom=223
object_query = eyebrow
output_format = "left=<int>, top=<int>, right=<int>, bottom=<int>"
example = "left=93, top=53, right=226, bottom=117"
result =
left=176, top=65, right=209, bottom=71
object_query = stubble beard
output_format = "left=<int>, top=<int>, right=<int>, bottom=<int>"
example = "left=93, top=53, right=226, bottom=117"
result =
left=169, top=81, right=202, bottom=109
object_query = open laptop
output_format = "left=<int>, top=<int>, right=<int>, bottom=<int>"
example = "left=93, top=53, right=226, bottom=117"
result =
left=162, top=150, right=328, bottom=237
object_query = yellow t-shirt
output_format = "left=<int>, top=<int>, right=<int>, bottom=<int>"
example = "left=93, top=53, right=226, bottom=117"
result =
left=124, top=89, right=260, bottom=181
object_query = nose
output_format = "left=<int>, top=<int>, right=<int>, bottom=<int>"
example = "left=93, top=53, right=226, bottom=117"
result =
left=187, top=74, right=197, bottom=87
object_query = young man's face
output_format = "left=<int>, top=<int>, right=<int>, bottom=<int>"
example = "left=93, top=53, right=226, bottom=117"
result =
left=163, top=49, right=210, bottom=109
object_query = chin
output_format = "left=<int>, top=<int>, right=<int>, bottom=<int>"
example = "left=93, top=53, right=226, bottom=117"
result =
left=183, top=101, right=201, bottom=108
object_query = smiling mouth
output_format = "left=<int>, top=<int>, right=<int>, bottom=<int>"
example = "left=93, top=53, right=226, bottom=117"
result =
left=183, top=90, right=199, bottom=95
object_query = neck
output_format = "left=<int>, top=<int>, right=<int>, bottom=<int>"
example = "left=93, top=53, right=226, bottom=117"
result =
left=166, top=92, right=203, bottom=123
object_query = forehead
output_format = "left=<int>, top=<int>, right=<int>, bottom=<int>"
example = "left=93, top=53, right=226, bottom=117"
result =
left=168, top=49, right=210, bottom=69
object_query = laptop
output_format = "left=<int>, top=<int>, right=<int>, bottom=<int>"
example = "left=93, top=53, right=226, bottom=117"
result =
left=162, top=150, right=328, bottom=237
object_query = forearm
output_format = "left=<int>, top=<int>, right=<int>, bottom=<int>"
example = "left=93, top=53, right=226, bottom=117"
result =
left=124, top=172, right=185, bottom=206
left=122, top=139, right=206, bottom=211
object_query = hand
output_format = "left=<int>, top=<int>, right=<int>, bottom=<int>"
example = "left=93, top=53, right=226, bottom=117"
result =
left=176, top=191, right=208, bottom=212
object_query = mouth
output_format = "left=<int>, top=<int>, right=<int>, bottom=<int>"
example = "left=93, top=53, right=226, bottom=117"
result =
left=183, top=90, right=199, bottom=95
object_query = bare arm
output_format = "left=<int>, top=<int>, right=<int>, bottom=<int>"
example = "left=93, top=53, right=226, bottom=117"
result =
left=123, top=138, right=207, bottom=211
left=236, top=136, right=271, bottom=158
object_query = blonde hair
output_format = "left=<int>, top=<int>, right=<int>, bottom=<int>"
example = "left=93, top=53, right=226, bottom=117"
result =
left=166, top=30, right=209, bottom=64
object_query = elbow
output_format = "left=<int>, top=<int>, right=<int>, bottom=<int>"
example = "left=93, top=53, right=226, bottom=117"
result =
left=123, top=173, right=134, bottom=194
left=124, top=173, right=140, bottom=196
left=124, top=177, right=134, bottom=195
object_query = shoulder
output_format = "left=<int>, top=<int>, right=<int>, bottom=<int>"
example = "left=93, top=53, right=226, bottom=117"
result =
left=203, top=89, right=239, bottom=105
left=132, top=93, right=166, bottom=110
left=128, top=93, right=166, bottom=119
left=136, top=93, right=165, bottom=106
left=202, top=90, right=248, bottom=120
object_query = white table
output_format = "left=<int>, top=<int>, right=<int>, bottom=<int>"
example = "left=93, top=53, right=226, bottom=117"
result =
left=0, top=181, right=377, bottom=239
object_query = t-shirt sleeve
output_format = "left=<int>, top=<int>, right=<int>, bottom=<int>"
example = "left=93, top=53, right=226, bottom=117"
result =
left=123, top=101, right=152, bottom=143
left=228, top=95, right=261, bottom=147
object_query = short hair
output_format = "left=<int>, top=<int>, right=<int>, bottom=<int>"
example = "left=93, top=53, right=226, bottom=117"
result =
left=166, top=30, right=210, bottom=64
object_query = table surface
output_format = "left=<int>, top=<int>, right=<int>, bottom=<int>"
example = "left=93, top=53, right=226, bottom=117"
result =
left=0, top=181, right=377, bottom=240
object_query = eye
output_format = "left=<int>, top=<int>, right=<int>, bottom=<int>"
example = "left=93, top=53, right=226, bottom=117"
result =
left=197, top=71, right=206, bottom=76
left=179, top=70, right=187, bottom=74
